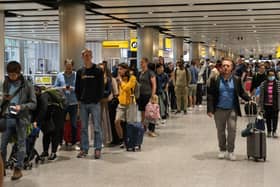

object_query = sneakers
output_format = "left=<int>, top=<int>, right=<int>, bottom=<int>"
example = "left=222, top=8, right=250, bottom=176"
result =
left=228, top=152, right=236, bottom=161
left=40, top=152, right=49, bottom=158
left=267, top=132, right=272, bottom=138
left=77, top=151, right=88, bottom=158
left=217, top=151, right=227, bottom=159
left=272, top=132, right=278, bottom=138
left=11, top=167, right=22, bottom=180
left=148, top=132, right=158, bottom=137
left=73, top=144, right=81, bottom=151
left=218, top=151, right=236, bottom=161
left=48, top=153, right=57, bottom=161
left=119, top=142, right=125, bottom=149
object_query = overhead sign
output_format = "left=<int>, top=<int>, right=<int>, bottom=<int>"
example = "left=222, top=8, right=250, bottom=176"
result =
left=102, top=40, right=129, bottom=48
left=130, top=38, right=137, bottom=51
left=35, top=76, right=52, bottom=85
left=276, top=46, right=280, bottom=58
left=165, top=38, right=172, bottom=51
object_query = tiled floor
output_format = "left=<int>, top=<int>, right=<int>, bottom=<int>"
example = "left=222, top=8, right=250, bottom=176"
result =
left=3, top=106, right=280, bottom=187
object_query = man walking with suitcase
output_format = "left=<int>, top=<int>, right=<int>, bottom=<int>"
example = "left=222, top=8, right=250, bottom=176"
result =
left=207, top=58, right=251, bottom=161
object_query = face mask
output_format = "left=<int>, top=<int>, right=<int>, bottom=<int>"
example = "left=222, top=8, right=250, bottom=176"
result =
left=268, top=76, right=275, bottom=81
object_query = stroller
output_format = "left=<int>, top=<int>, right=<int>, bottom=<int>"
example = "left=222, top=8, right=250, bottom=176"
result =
left=5, top=126, right=42, bottom=170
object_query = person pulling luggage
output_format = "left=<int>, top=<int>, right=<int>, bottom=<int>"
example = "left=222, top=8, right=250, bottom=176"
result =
left=207, top=57, right=252, bottom=161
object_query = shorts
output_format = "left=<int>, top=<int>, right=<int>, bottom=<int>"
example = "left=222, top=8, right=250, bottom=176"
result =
left=188, top=84, right=197, bottom=96
left=137, top=94, right=151, bottom=111
left=115, top=104, right=129, bottom=121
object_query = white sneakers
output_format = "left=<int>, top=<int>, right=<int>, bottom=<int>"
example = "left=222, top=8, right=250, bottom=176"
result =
left=228, top=152, right=236, bottom=161
left=218, top=151, right=227, bottom=159
left=218, top=151, right=236, bottom=161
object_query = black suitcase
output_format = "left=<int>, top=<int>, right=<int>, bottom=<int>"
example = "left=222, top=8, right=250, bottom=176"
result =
left=247, top=130, right=266, bottom=161
left=244, top=102, right=257, bottom=116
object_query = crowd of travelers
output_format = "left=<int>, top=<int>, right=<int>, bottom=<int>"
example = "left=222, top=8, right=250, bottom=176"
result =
left=0, top=49, right=279, bottom=183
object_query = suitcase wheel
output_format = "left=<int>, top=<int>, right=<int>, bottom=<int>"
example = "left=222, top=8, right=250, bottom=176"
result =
left=263, top=157, right=266, bottom=161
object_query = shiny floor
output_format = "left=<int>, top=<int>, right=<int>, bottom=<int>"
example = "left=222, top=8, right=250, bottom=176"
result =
left=3, top=106, right=280, bottom=187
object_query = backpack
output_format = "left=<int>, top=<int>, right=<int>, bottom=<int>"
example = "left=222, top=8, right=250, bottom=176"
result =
left=44, top=88, right=67, bottom=109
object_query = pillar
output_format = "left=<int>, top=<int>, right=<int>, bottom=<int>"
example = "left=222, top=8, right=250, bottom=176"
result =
left=191, top=42, right=200, bottom=61
left=173, top=37, right=184, bottom=62
left=0, top=11, right=4, bottom=79
left=137, top=27, right=159, bottom=66
left=59, top=0, right=85, bottom=71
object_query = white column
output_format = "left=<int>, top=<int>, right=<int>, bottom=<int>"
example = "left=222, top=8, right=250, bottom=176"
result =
left=59, top=1, right=85, bottom=71
left=173, top=37, right=184, bottom=62
left=137, top=27, right=159, bottom=65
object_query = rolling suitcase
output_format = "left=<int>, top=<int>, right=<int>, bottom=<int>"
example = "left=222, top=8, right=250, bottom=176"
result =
left=64, top=120, right=81, bottom=144
left=247, top=130, right=266, bottom=161
left=126, top=122, right=145, bottom=152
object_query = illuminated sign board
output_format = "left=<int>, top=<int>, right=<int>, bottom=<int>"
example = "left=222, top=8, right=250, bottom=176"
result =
left=102, top=40, right=129, bottom=48
left=35, top=76, right=52, bottom=85
left=130, top=38, right=137, bottom=51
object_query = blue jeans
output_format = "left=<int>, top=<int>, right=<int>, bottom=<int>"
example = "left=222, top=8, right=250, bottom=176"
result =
left=1, top=118, right=26, bottom=169
left=80, top=102, right=102, bottom=152
left=64, top=104, right=78, bottom=144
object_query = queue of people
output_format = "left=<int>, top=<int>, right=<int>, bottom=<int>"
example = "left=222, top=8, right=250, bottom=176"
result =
left=0, top=52, right=280, bottom=184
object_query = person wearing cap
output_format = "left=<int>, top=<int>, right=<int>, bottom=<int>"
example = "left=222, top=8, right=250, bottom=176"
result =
left=54, top=59, right=79, bottom=150
left=114, top=63, right=136, bottom=148
left=75, top=49, right=104, bottom=159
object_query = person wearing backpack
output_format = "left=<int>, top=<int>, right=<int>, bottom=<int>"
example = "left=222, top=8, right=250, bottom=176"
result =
left=54, top=59, right=78, bottom=149
left=36, top=88, right=65, bottom=161
left=75, top=49, right=104, bottom=159
left=174, top=61, right=191, bottom=114
left=0, top=61, right=37, bottom=180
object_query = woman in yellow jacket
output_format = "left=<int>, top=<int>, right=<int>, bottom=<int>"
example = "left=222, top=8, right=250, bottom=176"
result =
left=114, top=63, right=136, bottom=148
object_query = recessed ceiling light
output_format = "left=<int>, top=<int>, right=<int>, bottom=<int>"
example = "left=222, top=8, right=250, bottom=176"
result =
left=252, top=25, right=256, bottom=28
left=38, top=8, right=43, bottom=11
left=17, top=15, right=22, bottom=18
left=253, top=30, right=257, bottom=33
left=204, top=15, right=208, bottom=18
left=189, top=3, right=194, bottom=6
left=247, top=8, right=252, bottom=12
left=148, top=11, right=153, bottom=15
left=213, top=23, right=217, bottom=26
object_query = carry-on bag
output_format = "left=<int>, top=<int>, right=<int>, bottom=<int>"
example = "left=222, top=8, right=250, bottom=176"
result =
left=247, top=130, right=266, bottom=161
left=126, top=122, right=145, bottom=151
left=64, top=120, right=81, bottom=144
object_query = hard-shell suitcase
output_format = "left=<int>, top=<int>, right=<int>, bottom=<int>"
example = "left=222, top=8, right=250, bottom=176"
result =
left=64, top=120, right=81, bottom=143
left=126, top=122, right=144, bottom=151
left=247, top=130, right=266, bottom=161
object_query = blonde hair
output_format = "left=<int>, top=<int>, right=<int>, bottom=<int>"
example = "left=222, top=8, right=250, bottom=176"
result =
left=150, top=95, right=158, bottom=104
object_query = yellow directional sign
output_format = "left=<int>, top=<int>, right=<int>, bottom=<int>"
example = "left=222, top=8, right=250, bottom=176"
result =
left=102, top=40, right=129, bottom=48
left=130, top=38, right=137, bottom=51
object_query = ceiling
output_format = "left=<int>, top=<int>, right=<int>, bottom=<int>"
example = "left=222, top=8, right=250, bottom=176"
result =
left=1, top=0, right=280, bottom=56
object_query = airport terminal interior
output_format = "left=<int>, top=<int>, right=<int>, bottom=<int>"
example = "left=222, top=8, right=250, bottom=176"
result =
left=0, top=0, right=280, bottom=186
